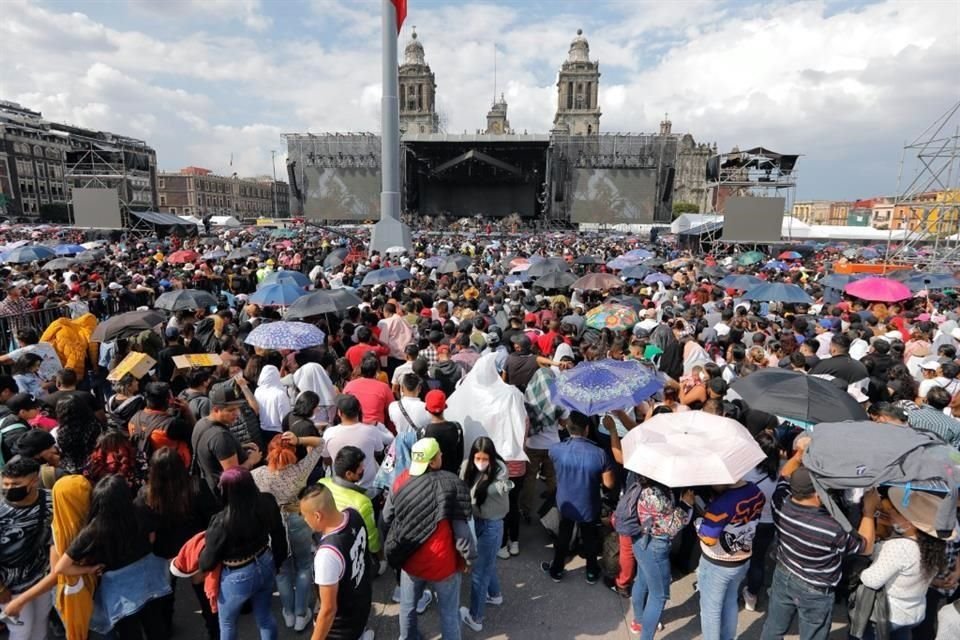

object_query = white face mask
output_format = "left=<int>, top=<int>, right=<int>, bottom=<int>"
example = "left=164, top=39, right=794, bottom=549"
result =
left=474, top=460, right=490, bottom=472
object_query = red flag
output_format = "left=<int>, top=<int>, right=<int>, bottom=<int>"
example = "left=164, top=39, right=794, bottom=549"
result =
left=392, top=0, right=407, bottom=32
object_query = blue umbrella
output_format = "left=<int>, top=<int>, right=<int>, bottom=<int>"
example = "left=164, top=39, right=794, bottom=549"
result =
left=552, top=359, right=664, bottom=416
left=607, top=256, right=642, bottom=270
left=902, top=272, right=959, bottom=292
left=361, top=267, right=412, bottom=287
left=643, top=273, right=673, bottom=285
left=202, top=249, right=228, bottom=260
left=819, top=273, right=865, bottom=290
left=624, top=248, right=653, bottom=260
left=504, top=274, right=530, bottom=285
left=2, top=245, right=56, bottom=264
left=54, top=244, right=87, bottom=255
left=741, top=283, right=813, bottom=304
left=244, top=321, right=326, bottom=350
left=248, top=283, right=307, bottom=306
left=717, top=274, right=764, bottom=290
left=621, top=265, right=652, bottom=280
left=422, top=256, right=444, bottom=268
left=260, top=270, right=311, bottom=288
left=762, top=260, right=788, bottom=271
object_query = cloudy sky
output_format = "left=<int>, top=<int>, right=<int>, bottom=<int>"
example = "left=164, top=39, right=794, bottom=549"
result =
left=3, top=0, right=957, bottom=200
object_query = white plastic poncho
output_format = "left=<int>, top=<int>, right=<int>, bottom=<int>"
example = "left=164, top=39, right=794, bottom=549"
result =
left=445, top=352, right=529, bottom=463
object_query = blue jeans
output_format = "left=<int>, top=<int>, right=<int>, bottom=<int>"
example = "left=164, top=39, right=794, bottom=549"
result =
left=760, top=564, right=834, bottom=640
left=218, top=551, right=279, bottom=640
left=630, top=536, right=672, bottom=640
left=277, top=513, right=315, bottom=618
left=469, top=518, right=503, bottom=622
left=399, top=570, right=461, bottom=640
left=697, top=558, right=750, bottom=640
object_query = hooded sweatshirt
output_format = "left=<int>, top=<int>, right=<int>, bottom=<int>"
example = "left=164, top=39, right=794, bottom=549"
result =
left=255, top=365, right=290, bottom=434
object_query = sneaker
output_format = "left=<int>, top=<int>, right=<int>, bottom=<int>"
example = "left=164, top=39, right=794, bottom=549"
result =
left=485, top=594, right=504, bottom=606
left=540, top=561, right=564, bottom=582
left=294, top=615, right=310, bottom=632
left=508, top=541, right=520, bottom=556
left=459, top=606, right=483, bottom=632
left=742, top=586, right=758, bottom=612
left=416, top=589, right=433, bottom=614
left=497, top=546, right=510, bottom=560
left=391, top=586, right=401, bottom=603
left=603, top=576, right=631, bottom=598
left=281, top=609, right=295, bottom=629
left=585, top=570, right=601, bottom=585
left=629, top=621, right=642, bottom=634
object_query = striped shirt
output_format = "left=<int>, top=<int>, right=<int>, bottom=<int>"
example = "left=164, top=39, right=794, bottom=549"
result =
left=771, top=479, right=864, bottom=589
left=907, top=406, right=960, bottom=448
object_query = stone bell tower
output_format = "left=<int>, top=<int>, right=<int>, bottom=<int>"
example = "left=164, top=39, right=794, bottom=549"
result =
left=553, top=29, right=601, bottom=136
left=398, top=28, right=440, bottom=134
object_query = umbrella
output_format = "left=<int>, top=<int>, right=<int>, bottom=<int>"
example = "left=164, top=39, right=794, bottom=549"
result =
left=778, top=251, right=802, bottom=260
left=286, top=288, right=363, bottom=319
left=664, top=258, right=691, bottom=270
left=901, top=272, right=959, bottom=292
left=570, top=272, right=625, bottom=291
left=2, top=245, right=56, bottom=263
left=270, top=229, right=297, bottom=238
left=360, top=267, right=412, bottom=287
left=819, top=273, right=865, bottom=290
left=606, top=256, right=643, bottom=270
left=620, top=265, right=652, bottom=280
left=260, top=271, right=311, bottom=288
left=621, top=411, right=766, bottom=487
left=74, top=250, right=103, bottom=263
left=227, top=247, right=255, bottom=261
left=154, top=289, right=218, bottom=312
left=54, top=244, right=87, bottom=255
left=607, top=295, right=645, bottom=311
left=643, top=273, right=673, bottom=285
left=574, top=255, right=603, bottom=265
left=42, top=257, right=78, bottom=271
left=844, top=277, right=911, bottom=302
left=81, top=240, right=107, bottom=250
left=323, top=248, right=349, bottom=269
left=737, top=251, right=765, bottom=266
left=534, top=271, right=577, bottom=290
left=201, top=249, right=228, bottom=260
left=624, top=248, right=653, bottom=260
left=248, top=283, right=307, bottom=306
left=245, top=321, right=326, bottom=351
left=585, top=303, right=639, bottom=331
left=552, top=359, right=663, bottom=416
left=716, top=274, right=763, bottom=290
left=730, top=368, right=868, bottom=424
left=526, top=258, right=569, bottom=278
left=91, top=309, right=167, bottom=343
left=422, top=256, right=444, bottom=269
left=436, top=254, right=472, bottom=274
left=762, top=260, right=788, bottom=271
left=166, top=250, right=200, bottom=264
left=504, top=274, right=530, bottom=285
left=741, top=283, right=813, bottom=304
left=385, top=246, right=408, bottom=255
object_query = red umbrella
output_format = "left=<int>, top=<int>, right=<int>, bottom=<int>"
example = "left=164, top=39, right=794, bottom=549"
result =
left=844, top=277, right=912, bottom=302
left=166, top=250, right=200, bottom=264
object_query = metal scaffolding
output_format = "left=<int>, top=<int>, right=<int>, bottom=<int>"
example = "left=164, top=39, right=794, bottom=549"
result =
left=882, top=100, right=960, bottom=269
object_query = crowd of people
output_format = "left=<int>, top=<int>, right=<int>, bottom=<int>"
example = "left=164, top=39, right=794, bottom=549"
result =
left=0, top=219, right=958, bottom=640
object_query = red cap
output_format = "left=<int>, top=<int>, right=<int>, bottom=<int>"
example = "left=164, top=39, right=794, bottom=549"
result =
left=425, top=389, right=447, bottom=414
left=524, top=312, right=537, bottom=323
left=420, top=308, right=433, bottom=318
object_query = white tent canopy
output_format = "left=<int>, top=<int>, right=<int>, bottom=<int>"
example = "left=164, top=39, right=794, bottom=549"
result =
left=210, top=215, right=241, bottom=227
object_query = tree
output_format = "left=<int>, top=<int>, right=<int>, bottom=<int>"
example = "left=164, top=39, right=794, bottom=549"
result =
left=672, top=202, right=700, bottom=219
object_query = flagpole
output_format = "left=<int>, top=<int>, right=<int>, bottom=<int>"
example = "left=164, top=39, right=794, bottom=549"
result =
left=371, top=0, right=412, bottom=255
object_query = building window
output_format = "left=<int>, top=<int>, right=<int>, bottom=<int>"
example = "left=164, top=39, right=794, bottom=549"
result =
left=159, top=195, right=166, bottom=205
left=169, top=207, right=177, bottom=214
left=566, top=82, right=573, bottom=109
left=183, top=208, right=191, bottom=214
left=33, top=145, right=42, bottom=156
left=159, top=178, right=165, bottom=189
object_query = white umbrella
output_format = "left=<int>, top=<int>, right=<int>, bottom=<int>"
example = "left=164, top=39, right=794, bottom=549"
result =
left=622, top=411, right=765, bottom=487
left=385, top=246, right=407, bottom=255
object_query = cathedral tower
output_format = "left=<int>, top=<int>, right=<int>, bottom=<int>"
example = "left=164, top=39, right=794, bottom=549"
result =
left=485, top=93, right=511, bottom=134
left=399, top=28, right=439, bottom=134
left=553, top=29, right=601, bottom=136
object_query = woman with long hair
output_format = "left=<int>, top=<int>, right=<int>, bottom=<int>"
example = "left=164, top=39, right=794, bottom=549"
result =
left=55, top=395, right=100, bottom=475
left=55, top=475, right=168, bottom=640
left=200, top=466, right=288, bottom=640
left=13, top=352, right=45, bottom=397
left=83, top=431, right=143, bottom=490
left=251, top=433, right=323, bottom=632
left=136, top=447, right=215, bottom=639
left=105, top=373, right=144, bottom=433
left=741, top=430, right=780, bottom=611
left=459, top=436, right=512, bottom=632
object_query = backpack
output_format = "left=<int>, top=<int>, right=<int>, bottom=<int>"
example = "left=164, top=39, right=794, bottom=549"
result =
left=613, top=479, right=650, bottom=539
left=179, top=390, right=211, bottom=422
left=0, top=416, right=30, bottom=469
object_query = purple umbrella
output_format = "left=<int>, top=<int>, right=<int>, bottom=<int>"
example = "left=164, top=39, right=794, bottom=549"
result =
left=644, top=273, right=673, bottom=285
left=551, top=359, right=664, bottom=416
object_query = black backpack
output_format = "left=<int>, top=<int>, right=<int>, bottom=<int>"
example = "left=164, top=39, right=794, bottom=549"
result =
left=613, top=479, right=649, bottom=539
left=0, top=416, right=30, bottom=470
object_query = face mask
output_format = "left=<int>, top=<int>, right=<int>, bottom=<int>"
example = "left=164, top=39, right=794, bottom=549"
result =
left=474, top=460, right=490, bottom=472
left=2, top=485, right=30, bottom=503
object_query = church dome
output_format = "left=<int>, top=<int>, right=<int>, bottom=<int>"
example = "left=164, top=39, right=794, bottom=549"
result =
left=404, top=29, right=425, bottom=66
left=567, top=29, right=590, bottom=63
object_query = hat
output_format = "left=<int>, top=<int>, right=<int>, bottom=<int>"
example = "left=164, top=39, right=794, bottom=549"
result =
left=425, top=389, right=447, bottom=414
left=524, top=312, right=538, bottom=324
left=715, top=324, right=731, bottom=337
left=182, top=263, right=195, bottom=272
left=789, top=468, right=816, bottom=496
left=32, top=284, right=48, bottom=294
left=165, top=326, right=180, bottom=339
left=7, top=393, right=39, bottom=414
left=409, top=437, right=441, bottom=476
left=887, top=486, right=959, bottom=540
left=208, top=385, right=244, bottom=407
left=14, top=428, right=55, bottom=458
left=920, top=359, right=941, bottom=371
left=108, top=282, right=123, bottom=291
left=818, top=318, right=835, bottom=330
left=420, top=308, right=433, bottom=318
left=266, top=259, right=275, bottom=265
left=522, top=295, right=538, bottom=312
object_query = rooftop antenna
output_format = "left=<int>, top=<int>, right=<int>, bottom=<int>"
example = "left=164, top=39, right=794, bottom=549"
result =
left=493, top=43, right=497, bottom=105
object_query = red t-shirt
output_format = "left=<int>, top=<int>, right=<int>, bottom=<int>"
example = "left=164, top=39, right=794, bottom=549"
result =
left=392, top=471, right=459, bottom=581
left=346, top=343, right=389, bottom=369
left=342, top=377, right=394, bottom=426
left=537, top=331, right=560, bottom=357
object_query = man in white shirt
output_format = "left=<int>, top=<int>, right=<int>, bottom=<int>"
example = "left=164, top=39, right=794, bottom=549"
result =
left=390, top=344, right=420, bottom=395
left=323, top=394, right=392, bottom=490
left=388, top=374, right=432, bottom=434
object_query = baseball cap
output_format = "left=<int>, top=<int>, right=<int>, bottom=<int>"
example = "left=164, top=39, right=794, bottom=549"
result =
left=420, top=308, right=433, bottom=318
left=209, top=385, right=244, bottom=407
left=7, top=393, right=39, bottom=414
left=524, top=312, right=538, bottom=323
left=409, top=437, right=441, bottom=477
left=920, top=359, right=941, bottom=371
left=14, top=429, right=55, bottom=458
left=789, top=467, right=816, bottom=496
left=425, top=389, right=447, bottom=414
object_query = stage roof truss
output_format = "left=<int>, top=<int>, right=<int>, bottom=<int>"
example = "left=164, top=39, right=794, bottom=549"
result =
left=430, top=149, right=521, bottom=177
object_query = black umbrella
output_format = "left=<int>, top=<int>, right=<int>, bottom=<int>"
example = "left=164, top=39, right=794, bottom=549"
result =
left=42, top=257, right=77, bottom=271
left=323, top=248, right=350, bottom=269
left=526, top=258, right=569, bottom=278
left=730, top=368, right=868, bottom=424
left=75, top=250, right=103, bottom=263
left=574, top=255, right=603, bottom=265
left=286, top=289, right=363, bottom=319
left=533, top=271, right=577, bottom=290
left=154, top=289, right=218, bottom=312
left=91, top=309, right=167, bottom=342
left=436, top=254, right=472, bottom=274
left=227, top=247, right=255, bottom=261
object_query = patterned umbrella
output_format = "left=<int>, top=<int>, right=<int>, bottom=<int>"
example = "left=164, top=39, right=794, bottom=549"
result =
left=166, top=250, right=200, bottom=264
left=422, top=256, right=444, bottom=268
left=245, top=321, right=326, bottom=351
left=778, top=251, right=802, bottom=260
left=552, top=359, right=663, bottom=416
left=585, top=303, right=639, bottom=331
left=249, top=283, right=307, bottom=306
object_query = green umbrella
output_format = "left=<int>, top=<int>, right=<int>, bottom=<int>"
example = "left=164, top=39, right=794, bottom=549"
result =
left=737, top=251, right=765, bottom=266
